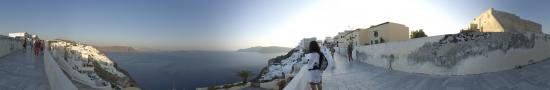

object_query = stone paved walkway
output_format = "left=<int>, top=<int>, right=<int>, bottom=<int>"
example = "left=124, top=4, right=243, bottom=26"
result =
left=0, top=48, right=49, bottom=90
left=322, top=53, right=550, bottom=90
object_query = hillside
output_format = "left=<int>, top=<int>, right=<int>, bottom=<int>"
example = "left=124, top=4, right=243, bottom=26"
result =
left=48, top=40, right=140, bottom=90
left=95, top=46, right=137, bottom=53
left=238, top=46, right=292, bottom=53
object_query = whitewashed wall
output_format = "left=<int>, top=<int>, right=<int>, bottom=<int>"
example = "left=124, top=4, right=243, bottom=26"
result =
left=354, top=32, right=550, bottom=75
left=0, top=36, right=23, bottom=57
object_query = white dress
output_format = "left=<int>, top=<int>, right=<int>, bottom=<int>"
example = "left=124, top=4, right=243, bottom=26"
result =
left=307, top=53, right=322, bottom=83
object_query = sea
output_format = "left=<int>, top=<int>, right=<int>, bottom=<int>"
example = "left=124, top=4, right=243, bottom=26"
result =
left=106, top=51, right=284, bottom=90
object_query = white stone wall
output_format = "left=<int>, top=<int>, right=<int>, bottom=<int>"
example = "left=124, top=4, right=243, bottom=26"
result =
left=43, top=48, right=79, bottom=90
left=0, top=36, right=23, bottom=57
left=354, top=32, right=550, bottom=75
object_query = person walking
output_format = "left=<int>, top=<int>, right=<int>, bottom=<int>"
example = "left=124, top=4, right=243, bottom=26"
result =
left=31, top=39, right=35, bottom=49
left=33, top=40, right=42, bottom=56
left=22, top=38, right=27, bottom=49
left=307, top=41, right=325, bottom=90
left=33, top=40, right=38, bottom=56
left=330, top=46, right=335, bottom=59
left=347, top=43, right=353, bottom=62
left=40, top=40, right=45, bottom=53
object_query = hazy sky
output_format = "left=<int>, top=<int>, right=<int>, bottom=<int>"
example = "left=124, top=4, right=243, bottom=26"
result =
left=0, top=0, right=548, bottom=51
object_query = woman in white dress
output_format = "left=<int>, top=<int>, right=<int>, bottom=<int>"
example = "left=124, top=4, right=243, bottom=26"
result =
left=307, top=41, right=323, bottom=90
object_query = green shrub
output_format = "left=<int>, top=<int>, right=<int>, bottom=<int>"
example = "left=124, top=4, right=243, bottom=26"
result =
left=238, top=70, right=252, bottom=83
left=410, top=29, right=428, bottom=39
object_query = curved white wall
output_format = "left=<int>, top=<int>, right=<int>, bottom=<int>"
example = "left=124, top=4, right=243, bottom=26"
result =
left=44, top=48, right=79, bottom=90
left=354, top=33, right=550, bottom=75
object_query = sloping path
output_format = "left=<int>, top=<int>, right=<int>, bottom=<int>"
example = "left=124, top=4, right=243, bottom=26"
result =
left=322, top=52, right=550, bottom=90
left=0, top=48, right=49, bottom=90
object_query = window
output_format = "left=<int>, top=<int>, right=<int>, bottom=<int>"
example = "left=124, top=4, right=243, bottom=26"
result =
left=481, top=27, right=484, bottom=32
left=373, top=31, right=379, bottom=37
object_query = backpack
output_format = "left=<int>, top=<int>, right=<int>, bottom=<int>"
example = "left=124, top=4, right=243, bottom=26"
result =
left=317, top=52, right=328, bottom=71
left=310, top=52, right=328, bottom=71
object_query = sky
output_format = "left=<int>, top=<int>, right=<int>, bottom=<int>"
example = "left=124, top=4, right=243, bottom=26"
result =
left=0, top=0, right=548, bottom=51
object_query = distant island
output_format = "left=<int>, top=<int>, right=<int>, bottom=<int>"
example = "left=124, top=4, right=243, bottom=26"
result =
left=237, top=46, right=292, bottom=53
left=95, top=46, right=137, bottom=53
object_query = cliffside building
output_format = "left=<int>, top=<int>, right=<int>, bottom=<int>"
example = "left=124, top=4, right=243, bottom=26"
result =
left=300, top=37, right=317, bottom=51
left=332, top=22, right=409, bottom=49
left=469, top=8, right=542, bottom=33
left=334, top=30, right=358, bottom=48
left=8, top=32, right=31, bottom=38
left=356, top=22, right=409, bottom=45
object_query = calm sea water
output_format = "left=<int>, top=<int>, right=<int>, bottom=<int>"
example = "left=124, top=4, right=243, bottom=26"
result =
left=106, top=51, right=283, bottom=90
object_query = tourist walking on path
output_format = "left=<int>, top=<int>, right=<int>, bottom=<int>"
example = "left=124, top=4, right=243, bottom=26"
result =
left=307, top=41, right=324, bottom=90
left=22, top=38, right=27, bottom=49
left=30, top=39, right=33, bottom=49
left=330, top=46, right=335, bottom=59
left=347, top=43, right=353, bottom=62
left=40, top=40, right=44, bottom=52
left=33, top=40, right=42, bottom=56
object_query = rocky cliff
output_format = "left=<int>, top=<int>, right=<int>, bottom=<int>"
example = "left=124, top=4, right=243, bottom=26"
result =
left=95, top=46, right=137, bottom=53
left=48, top=39, right=139, bottom=90
left=238, top=46, right=292, bottom=53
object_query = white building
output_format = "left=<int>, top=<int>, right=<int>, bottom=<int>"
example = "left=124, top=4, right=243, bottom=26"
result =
left=8, top=32, right=31, bottom=38
left=356, top=22, right=409, bottom=45
left=335, top=22, right=409, bottom=47
left=334, top=30, right=358, bottom=48
left=469, top=8, right=542, bottom=33
left=324, top=37, right=333, bottom=44
left=300, top=37, right=317, bottom=51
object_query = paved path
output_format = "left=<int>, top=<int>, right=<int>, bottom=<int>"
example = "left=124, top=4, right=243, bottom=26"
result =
left=0, top=48, right=49, bottom=90
left=322, top=53, right=550, bottom=90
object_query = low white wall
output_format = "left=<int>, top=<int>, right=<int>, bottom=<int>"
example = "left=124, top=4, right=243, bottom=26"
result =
left=454, top=37, right=550, bottom=75
left=0, top=36, right=23, bottom=57
left=283, top=46, right=335, bottom=90
left=354, top=33, right=550, bottom=75
left=283, top=64, right=311, bottom=90
left=354, top=36, right=443, bottom=74
left=44, top=48, right=79, bottom=90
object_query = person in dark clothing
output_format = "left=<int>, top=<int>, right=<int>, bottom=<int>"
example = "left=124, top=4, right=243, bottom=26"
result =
left=347, top=43, right=353, bottom=62
left=22, top=38, right=27, bottom=49
left=330, top=46, right=335, bottom=59
left=34, top=40, right=42, bottom=56
left=40, top=40, right=44, bottom=51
